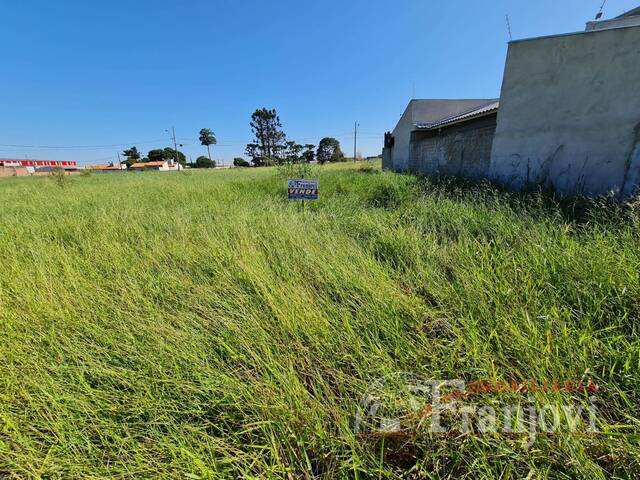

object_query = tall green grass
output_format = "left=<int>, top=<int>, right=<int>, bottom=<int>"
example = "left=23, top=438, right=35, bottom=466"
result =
left=0, top=162, right=638, bottom=478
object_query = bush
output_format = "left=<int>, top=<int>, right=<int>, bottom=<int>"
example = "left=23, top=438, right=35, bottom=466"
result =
left=195, top=156, right=216, bottom=169
left=233, top=157, right=251, bottom=167
left=51, top=167, right=69, bottom=189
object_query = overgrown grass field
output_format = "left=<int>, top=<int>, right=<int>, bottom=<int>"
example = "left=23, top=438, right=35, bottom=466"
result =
left=0, top=162, right=639, bottom=478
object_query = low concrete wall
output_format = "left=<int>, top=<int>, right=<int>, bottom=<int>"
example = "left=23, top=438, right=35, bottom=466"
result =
left=408, top=115, right=497, bottom=178
left=490, top=25, right=640, bottom=197
left=0, top=167, right=29, bottom=177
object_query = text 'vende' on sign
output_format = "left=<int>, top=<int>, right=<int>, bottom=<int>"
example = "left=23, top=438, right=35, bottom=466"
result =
left=288, top=179, right=319, bottom=200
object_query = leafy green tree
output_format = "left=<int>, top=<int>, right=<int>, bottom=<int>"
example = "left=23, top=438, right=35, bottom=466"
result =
left=283, top=141, right=304, bottom=164
left=148, top=147, right=186, bottom=166
left=246, top=108, right=287, bottom=166
left=121, top=146, right=141, bottom=167
left=316, top=138, right=344, bottom=164
left=147, top=149, right=166, bottom=163
left=302, top=144, right=315, bottom=163
left=233, top=157, right=251, bottom=167
left=199, top=128, right=217, bottom=162
left=195, top=156, right=216, bottom=168
left=244, top=143, right=263, bottom=167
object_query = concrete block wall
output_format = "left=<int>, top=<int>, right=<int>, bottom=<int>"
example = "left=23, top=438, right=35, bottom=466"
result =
left=409, top=117, right=497, bottom=179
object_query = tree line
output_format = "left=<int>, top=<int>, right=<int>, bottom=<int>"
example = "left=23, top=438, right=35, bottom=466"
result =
left=119, top=109, right=348, bottom=169
left=243, top=108, right=345, bottom=167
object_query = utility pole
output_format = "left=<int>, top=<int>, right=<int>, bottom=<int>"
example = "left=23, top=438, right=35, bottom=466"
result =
left=117, top=152, right=123, bottom=171
left=353, top=121, right=359, bottom=162
left=171, top=127, right=180, bottom=171
left=167, top=127, right=183, bottom=172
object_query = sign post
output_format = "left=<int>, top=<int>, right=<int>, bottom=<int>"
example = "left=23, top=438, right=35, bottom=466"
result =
left=288, top=178, right=319, bottom=211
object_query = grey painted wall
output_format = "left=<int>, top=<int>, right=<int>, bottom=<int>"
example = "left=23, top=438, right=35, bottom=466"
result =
left=408, top=115, right=497, bottom=178
left=490, top=25, right=640, bottom=197
left=389, top=103, right=414, bottom=171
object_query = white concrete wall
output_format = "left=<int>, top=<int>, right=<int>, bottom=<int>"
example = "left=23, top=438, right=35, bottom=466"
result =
left=490, top=25, right=640, bottom=197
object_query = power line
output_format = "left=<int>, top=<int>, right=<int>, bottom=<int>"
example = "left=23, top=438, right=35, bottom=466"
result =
left=0, top=138, right=167, bottom=150
left=170, top=132, right=380, bottom=145
left=0, top=130, right=384, bottom=159
left=69, top=155, right=119, bottom=164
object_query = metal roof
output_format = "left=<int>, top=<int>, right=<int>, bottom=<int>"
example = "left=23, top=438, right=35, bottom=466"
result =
left=414, top=101, right=499, bottom=130
left=617, top=6, right=640, bottom=18
left=406, top=99, right=497, bottom=125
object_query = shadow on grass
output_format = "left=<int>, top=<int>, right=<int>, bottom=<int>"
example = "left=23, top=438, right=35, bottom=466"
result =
left=410, top=173, right=640, bottom=228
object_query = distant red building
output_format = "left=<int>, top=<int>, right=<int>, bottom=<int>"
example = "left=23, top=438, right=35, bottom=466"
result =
left=0, top=159, right=77, bottom=168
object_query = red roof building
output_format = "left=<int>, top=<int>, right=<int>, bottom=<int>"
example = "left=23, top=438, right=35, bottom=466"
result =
left=0, top=159, right=78, bottom=168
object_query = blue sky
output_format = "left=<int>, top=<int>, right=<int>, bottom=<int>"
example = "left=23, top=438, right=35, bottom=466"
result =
left=1, top=0, right=638, bottom=165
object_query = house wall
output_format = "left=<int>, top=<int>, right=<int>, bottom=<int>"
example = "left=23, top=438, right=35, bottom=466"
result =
left=489, top=25, right=640, bottom=197
left=159, top=164, right=181, bottom=171
left=386, top=99, right=499, bottom=173
left=389, top=103, right=414, bottom=171
left=409, top=115, right=497, bottom=178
